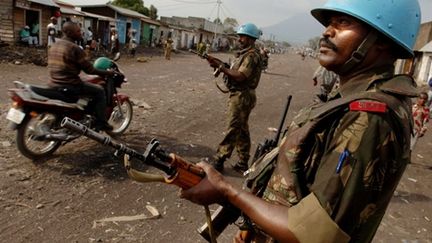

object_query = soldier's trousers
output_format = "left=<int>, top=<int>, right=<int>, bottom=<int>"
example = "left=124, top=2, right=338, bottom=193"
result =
left=216, top=90, right=256, bottom=162
left=165, top=48, right=171, bottom=60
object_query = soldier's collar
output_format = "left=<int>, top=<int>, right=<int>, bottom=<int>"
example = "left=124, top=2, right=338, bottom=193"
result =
left=237, top=45, right=256, bottom=55
left=338, top=65, right=394, bottom=97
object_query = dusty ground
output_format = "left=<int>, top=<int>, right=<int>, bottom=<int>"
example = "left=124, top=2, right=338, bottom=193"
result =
left=0, top=48, right=430, bottom=243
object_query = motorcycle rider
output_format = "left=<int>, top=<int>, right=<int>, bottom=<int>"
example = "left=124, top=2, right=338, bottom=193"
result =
left=48, top=21, right=116, bottom=131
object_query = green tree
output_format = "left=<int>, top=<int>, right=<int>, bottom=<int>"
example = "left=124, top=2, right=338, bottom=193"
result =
left=223, top=17, right=238, bottom=28
left=223, top=17, right=238, bottom=34
left=149, top=4, right=158, bottom=20
left=110, top=0, right=154, bottom=17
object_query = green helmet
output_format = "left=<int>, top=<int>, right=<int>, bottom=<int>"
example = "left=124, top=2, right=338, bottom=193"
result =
left=93, top=57, right=113, bottom=70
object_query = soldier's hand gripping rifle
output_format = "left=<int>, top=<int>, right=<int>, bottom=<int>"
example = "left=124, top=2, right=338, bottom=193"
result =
left=189, top=49, right=230, bottom=78
left=198, top=95, right=293, bottom=242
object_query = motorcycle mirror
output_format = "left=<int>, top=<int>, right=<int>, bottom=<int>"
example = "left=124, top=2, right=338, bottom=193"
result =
left=113, top=52, right=121, bottom=61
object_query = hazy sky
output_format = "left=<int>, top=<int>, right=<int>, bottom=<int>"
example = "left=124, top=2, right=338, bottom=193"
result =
left=69, top=0, right=432, bottom=28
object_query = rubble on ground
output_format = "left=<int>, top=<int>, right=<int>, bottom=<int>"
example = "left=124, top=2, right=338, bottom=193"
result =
left=0, top=45, right=47, bottom=66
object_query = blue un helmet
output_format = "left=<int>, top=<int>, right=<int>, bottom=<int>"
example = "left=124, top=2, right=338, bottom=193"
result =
left=237, top=23, right=262, bottom=39
left=311, top=0, right=421, bottom=59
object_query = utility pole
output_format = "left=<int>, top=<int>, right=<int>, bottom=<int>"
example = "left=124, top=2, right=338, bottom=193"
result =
left=213, top=0, right=222, bottom=50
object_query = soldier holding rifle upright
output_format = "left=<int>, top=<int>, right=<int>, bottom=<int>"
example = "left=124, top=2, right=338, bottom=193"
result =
left=207, top=23, right=263, bottom=173
left=181, top=0, right=420, bottom=242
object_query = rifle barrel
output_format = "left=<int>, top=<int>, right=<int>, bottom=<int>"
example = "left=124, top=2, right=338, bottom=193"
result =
left=60, top=117, right=172, bottom=173
left=274, top=95, right=292, bottom=145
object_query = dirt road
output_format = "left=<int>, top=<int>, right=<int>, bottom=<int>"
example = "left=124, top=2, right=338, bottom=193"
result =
left=0, top=50, right=430, bottom=242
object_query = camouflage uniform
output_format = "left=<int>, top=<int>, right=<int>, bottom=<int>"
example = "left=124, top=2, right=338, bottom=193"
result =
left=216, top=45, right=262, bottom=165
left=313, top=65, right=339, bottom=102
left=252, top=66, right=416, bottom=242
left=164, top=38, right=173, bottom=60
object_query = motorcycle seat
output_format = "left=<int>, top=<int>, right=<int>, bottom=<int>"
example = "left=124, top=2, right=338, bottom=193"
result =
left=30, top=85, right=79, bottom=103
left=12, top=81, right=85, bottom=110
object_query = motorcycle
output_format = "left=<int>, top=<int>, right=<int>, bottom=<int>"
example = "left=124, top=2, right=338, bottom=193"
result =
left=6, top=56, right=133, bottom=160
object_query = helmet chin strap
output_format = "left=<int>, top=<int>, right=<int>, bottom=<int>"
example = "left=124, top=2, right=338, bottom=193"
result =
left=339, top=30, right=378, bottom=75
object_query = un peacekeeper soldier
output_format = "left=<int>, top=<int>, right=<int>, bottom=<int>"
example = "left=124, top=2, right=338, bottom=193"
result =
left=207, top=23, right=262, bottom=173
left=181, top=0, right=420, bottom=242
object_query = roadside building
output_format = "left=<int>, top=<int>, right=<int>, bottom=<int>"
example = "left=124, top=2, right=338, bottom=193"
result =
left=160, top=16, right=224, bottom=50
left=141, top=17, right=160, bottom=47
left=80, top=3, right=145, bottom=45
left=1, top=0, right=59, bottom=45
left=396, top=21, right=432, bottom=85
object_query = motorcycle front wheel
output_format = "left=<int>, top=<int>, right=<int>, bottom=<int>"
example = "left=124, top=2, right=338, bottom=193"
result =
left=16, top=113, right=62, bottom=160
left=108, top=99, right=133, bottom=136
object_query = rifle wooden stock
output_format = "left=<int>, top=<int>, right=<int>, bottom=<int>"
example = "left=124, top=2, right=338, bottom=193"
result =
left=165, top=153, right=204, bottom=189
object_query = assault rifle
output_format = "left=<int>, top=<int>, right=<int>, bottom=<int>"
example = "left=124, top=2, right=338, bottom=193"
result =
left=189, top=49, right=230, bottom=78
left=198, top=95, right=293, bottom=241
left=61, top=117, right=205, bottom=189
left=61, top=117, right=235, bottom=242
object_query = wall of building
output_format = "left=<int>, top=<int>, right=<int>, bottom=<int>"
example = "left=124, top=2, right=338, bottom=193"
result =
left=0, top=0, right=14, bottom=42
left=12, top=3, right=55, bottom=46
left=418, top=54, right=432, bottom=84
left=414, top=22, right=432, bottom=51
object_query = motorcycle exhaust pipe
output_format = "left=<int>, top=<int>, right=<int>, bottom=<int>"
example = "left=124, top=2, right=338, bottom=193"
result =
left=44, top=133, right=78, bottom=141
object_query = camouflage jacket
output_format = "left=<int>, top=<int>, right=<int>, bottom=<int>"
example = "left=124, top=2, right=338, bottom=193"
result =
left=227, top=45, right=262, bottom=91
left=261, top=65, right=417, bottom=243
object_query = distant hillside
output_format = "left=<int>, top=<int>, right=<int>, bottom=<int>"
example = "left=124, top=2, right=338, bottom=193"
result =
left=262, top=13, right=324, bottom=45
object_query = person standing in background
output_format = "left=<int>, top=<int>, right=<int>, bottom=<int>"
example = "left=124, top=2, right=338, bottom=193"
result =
left=164, top=37, right=173, bottom=60
left=47, top=17, right=57, bottom=48
left=411, top=92, right=430, bottom=151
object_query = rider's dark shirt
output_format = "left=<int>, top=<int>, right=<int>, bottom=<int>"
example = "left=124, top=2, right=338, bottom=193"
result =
left=48, top=38, right=95, bottom=86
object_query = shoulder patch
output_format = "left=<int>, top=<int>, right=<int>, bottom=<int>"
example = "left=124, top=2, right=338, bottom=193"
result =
left=349, top=100, right=387, bottom=113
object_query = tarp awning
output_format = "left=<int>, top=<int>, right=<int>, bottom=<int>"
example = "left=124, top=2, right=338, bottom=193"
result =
left=81, top=11, right=116, bottom=22
left=28, top=0, right=59, bottom=7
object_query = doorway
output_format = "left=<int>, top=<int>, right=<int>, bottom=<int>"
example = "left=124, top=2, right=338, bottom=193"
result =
left=25, top=10, right=40, bottom=45
left=126, top=22, right=131, bottom=45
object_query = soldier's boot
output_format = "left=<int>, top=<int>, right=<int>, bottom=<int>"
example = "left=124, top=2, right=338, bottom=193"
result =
left=232, top=160, right=249, bottom=174
left=210, top=156, right=226, bottom=172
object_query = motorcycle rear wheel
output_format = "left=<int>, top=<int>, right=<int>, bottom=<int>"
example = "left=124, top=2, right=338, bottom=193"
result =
left=107, top=99, right=133, bottom=136
left=16, top=113, right=62, bottom=160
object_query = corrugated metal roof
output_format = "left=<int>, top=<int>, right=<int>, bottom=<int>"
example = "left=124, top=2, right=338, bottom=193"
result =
left=420, top=40, right=432, bottom=52
left=60, top=7, right=85, bottom=16
left=107, top=4, right=148, bottom=19
left=141, top=18, right=160, bottom=26
left=28, top=0, right=59, bottom=7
